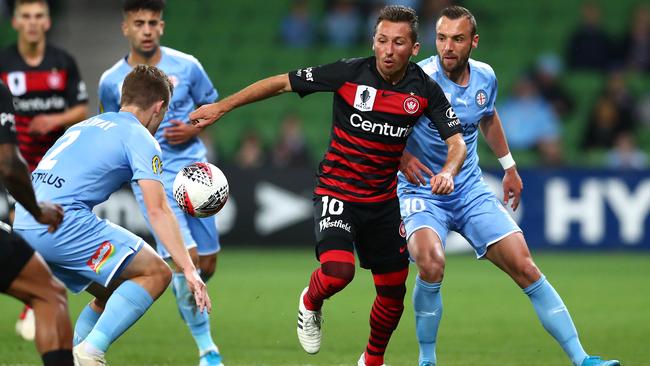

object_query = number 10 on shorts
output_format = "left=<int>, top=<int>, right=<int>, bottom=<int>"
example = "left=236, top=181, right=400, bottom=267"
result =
left=321, top=196, right=344, bottom=217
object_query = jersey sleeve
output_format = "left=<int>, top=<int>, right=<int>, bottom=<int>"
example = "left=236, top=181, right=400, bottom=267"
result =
left=423, top=78, right=462, bottom=140
left=190, top=61, right=218, bottom=105
left=485, top=76, right=498, bottom=116
left=98, top=76, right=120, bottom=113
left=64, top=53, right=88, bottom=107
left=0, top=82, right=17, bottom=144
left=125, top=130, right=164, bottom=183
left=288, top=59, right=351, bottom=97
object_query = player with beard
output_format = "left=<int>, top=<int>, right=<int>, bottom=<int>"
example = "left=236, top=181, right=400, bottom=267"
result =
left=191, top=6, right=466, bottom=366
left=398, top=6, right=620, bottom=366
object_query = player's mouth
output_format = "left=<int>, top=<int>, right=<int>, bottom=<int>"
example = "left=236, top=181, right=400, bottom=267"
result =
left=383, top=59, right=395, bottom=67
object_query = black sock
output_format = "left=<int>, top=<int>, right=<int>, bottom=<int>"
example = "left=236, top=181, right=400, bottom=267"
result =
left=42, top=349, right=74, bottom=366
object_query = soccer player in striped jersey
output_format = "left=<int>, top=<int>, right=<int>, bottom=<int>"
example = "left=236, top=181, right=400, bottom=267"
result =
left=398, top=6, right=620, bottom=366
left=98, top=1, right=223, bottom=365
left=191, top=6, right=466, bottom=366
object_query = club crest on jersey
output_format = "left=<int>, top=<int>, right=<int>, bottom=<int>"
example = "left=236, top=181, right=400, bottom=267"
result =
left=47, top=71, right=63, bottom=90
left=353, top=85, right=377, bottom=112
left=152, top=155, right=163, bottom=175
left=168, top=75, right=179, bottom=87
left=403, top=96, right=420, bottom=114
left=399, top=220, right=406, bottom=238
left=87, top=241, right=114, bottom=274
left=475, top=89, right=488, bottom=108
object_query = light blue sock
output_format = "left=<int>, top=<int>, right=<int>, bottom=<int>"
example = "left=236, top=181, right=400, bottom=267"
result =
left=172, top=272, right=217, bottom=353
left=413, top=275, right=442, bottom=366
left=85, top=280, right=153, bottom=352
left=524, top=275, right=588, bottom=366
left=73, top=304, right=101, bottom=346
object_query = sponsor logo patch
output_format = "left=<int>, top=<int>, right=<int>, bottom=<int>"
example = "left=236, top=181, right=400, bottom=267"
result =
left=319, top=217, right=352, bottom=233
left=87, top=241, right=114, bottom=274
left=353, top=85, right=377, bottom=112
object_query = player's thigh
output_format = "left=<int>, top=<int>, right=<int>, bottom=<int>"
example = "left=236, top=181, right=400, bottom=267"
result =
left=6, top=251, right=66, bottom=305
left=398, top=191, right=451, bottom=255
left=313, top=195, right=357, bottom=259
left=16, top=215, right=146, bottom=294
left=0, top=226, right=36, bottom=294
left=456, top=183, right=521, bottom=258
left=356, top=198, right=408, bottom=272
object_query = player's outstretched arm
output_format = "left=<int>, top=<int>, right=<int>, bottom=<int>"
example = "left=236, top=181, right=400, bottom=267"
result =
left=479, top=109, right=522, bottom=210
left=0, top=143, right=63, bottom=232
left=138, top=179, right=212, bottom=313
left=431, top=133, right=466, bottom=195
left=190, top=74, right=292, bottom=128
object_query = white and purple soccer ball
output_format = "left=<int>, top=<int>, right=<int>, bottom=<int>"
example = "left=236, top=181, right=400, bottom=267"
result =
left=173, top=162, right=229, bottom=218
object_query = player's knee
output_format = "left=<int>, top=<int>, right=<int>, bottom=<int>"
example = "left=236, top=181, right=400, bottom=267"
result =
left=322, top=261, right=355, bottom=288
left=417, top=255, right=445, bottom=283
left=151, top=259, right=173, bottom=288
left=518, top=259, right=541, bottom=285
left=199, top=254, right=217, bottom=282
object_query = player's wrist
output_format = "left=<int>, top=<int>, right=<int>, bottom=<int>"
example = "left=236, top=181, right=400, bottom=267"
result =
left=498, top=152, right=516, bottom=170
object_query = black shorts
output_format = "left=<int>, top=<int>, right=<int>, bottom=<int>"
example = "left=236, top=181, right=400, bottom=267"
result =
left=0, top=223, right=35, bottom=293
left=313, top=195, right=408, bottom=273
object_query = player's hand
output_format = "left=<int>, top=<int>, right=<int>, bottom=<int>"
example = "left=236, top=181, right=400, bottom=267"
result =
left=189, top=103, right=226, bottom=128
left=35, top=202, right=64, bottom=233
left=502, top=166, right=522, bottom=210
left=399, top=151, right=433, bottom=186
left=183, top=268, right=212, bottom=314
left=29, top=114, right=58, bottom=135
left=164, top=120, right=201, bottom=145
left=430, top=171, right=454, bottom=195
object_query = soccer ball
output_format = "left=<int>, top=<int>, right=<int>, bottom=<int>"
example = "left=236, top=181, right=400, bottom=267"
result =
left=173, top=162, right=229, bottom=218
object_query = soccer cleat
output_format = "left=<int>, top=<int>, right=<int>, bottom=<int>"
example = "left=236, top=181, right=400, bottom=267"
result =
left=357, top=352, right=386, bottom=366
left=419, top=362, right=434, bottom=366
left=73, top=343, right=106, bottom=366
left=15, top=306, right=35, bottom=341
left=199, top=348, right=224, bottom=366
left=580, top=356, right=621, bottom=366
left=296, top=287, right=322, bottom=354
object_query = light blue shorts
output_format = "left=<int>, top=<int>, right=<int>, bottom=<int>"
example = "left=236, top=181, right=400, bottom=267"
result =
left=15, top=211, right=144, bottom=293
left=132, top=176, right=220, bottom=259
left=397, top=176, right=521, bottom=258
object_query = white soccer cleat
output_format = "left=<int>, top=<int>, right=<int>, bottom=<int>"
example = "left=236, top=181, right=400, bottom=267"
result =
left=15, top=306, right=35, bottom=341
left=296, top=287, right=322, bottom=354
left=73, top=343, right=107, bottom=366
left=357, top=352, right=387, bottom=366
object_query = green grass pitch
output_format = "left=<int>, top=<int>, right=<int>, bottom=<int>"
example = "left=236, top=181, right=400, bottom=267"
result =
left=0, top=248, right=647, bottom=365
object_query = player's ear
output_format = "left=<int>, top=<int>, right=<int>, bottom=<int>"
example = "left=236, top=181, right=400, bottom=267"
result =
left=159, top=20, right=165, bottom=35
left=472, top=34, right=479, bottom=49
left=411, top=42, right=420, bottom=57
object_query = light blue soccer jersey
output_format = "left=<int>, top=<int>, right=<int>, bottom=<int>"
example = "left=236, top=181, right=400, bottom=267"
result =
left=403, top=56, right=498, bottom=191
left=98, top=47, right=218, bottom=175
left=398, top=56, right=520, bottom=256
left=13, top=111, right=162, bottom=292
left=13, top=111, right=163, bottom=229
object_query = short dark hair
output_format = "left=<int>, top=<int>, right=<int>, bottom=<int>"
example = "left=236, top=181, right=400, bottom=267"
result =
left=122, top=0, right=165, bottom=14
left=374, top=5, right=419, bottom=43
left=440, top=6, right=477, bottom=36
left=120, top=65, right=173, bottom=110
left=14, top=0, right=49, bottom=12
